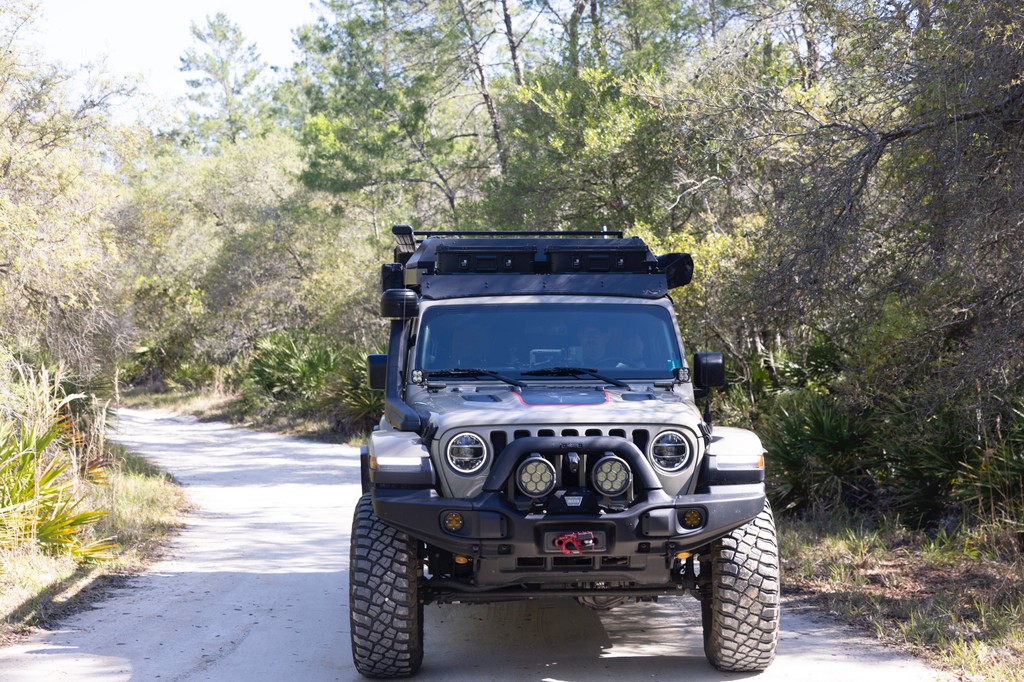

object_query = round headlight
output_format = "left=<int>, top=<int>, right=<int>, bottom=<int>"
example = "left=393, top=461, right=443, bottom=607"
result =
left=650, top=430, right=692, bottom=472
left=516, top=456, right=557, bottom=498
left=592, top=455, right=631, bottom=496
left=446, top=432, right=488, bottom=473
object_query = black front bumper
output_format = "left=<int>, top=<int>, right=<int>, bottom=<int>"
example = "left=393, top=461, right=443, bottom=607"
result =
left=373, top=483, right=765, bottom=586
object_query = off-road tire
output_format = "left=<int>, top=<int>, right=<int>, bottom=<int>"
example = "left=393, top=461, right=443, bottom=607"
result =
left=700, top=501, right=780, bottom=672
left=350, top=494, right=424, bottom=678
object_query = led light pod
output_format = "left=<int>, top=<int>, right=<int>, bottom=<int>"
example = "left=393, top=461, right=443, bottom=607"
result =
left=591, top=455, right=631, bottom=496
left=516, top=456, right=557, bottom=498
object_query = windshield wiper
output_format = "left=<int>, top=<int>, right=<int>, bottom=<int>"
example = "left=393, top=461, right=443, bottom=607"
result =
left=426, top=368, right=526, bottom=388
left=521, top=366, right=629, bottom=388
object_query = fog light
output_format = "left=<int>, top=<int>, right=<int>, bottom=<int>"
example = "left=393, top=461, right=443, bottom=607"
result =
left=443, top=512, right=464, bottom=532
left=681, top=509, right=704, bottom=529
left=516, top=456, right=557, bottom=498
left=454, top=554, right=470, bottom=565
left=592, top=455, right=631, bottom=496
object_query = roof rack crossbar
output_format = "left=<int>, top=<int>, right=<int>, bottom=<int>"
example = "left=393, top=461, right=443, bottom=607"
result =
left=391, top=225, right=624, bottom=243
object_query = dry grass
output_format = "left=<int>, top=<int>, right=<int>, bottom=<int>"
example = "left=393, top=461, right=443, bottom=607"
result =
left=779, top=514, right=1024, bottom=681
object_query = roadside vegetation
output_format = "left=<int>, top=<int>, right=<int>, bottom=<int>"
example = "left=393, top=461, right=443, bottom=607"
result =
left=0, top=355, right=189, bottom=641
left=3, top=1, right=1024, bottom=678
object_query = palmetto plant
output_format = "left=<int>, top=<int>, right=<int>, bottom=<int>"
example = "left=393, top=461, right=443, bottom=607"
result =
left=329, top=344, right=385, bottom=435
left=762, top=390, right=872, bottom=513
left=0, top=362, right=113, bottom=561
left=248, top=332, right=342, bottom=401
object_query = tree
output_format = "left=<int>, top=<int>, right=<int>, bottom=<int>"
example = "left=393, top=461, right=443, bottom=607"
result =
left=0, top=2, right=133, bottom=373
left=295, top=1, right=511, bottom=225
left=179, top=12, right=267, bottom=145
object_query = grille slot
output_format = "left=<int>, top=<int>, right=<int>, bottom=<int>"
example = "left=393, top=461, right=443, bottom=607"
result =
left=489, top=431, right=508, bottom=455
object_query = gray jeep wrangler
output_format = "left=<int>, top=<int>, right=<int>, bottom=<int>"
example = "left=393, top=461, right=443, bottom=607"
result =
left=352, top=226, right=779, bottom=677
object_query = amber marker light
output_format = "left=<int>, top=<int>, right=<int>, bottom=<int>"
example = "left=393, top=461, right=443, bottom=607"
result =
left=443, top=512, right=464, bottom=532
left=682, top=509, right=704, bottom=529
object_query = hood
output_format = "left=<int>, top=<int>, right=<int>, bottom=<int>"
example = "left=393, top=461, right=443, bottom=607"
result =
left=407, top=383, right=702, bottom=433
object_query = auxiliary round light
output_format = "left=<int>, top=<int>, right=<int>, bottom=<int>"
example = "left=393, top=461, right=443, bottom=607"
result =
left=442, top=512, right=465, bottom=532
left=446, top=432, right=488, bottom=473
left=650, top=430, right=693, bottom=472
left=591, top=455, right=632, bottom=496
left=516, top=456, right=557, bottom=498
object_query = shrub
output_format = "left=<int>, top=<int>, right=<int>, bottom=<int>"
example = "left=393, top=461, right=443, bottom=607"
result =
left=961, top=402, right=1024, bottom=524
left=0, top=358, right=113, bottom=561
left=247, top=331, right=342, bottom=401
left=762, top=390, right=872, bottom=513
left=327, top=344, right=384, bottom=435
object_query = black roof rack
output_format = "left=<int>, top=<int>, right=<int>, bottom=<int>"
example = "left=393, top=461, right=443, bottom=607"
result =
left=392, top=224, right=624, bottom=256
left=384, top=225, right=692, bottom=300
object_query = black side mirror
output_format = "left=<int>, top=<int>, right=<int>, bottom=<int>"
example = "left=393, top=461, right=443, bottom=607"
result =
left=693, top=352, right=725, bottom=390
left=381, top=289, right=419, bottom=319
left=658, top=252, right=694, bottom=289
left=367, top=354, right=387, bottom=390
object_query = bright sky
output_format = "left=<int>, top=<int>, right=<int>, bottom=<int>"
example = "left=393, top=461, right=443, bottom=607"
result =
left=27, top=0, right=320, bottom=110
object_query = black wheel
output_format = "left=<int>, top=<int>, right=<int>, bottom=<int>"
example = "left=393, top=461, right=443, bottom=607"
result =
left=350, top=494, right=424, bottom=678
left=700, top=502, right=780, bottom=672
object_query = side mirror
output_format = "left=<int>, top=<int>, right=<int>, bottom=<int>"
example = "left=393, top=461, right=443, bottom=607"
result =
left=381, top=289, right=418, bottom=319
left=658, top=252, right=694, bottom=289
left=367, top=354, right=387, bottom=390
left=693, top=352, right=725, bottom=390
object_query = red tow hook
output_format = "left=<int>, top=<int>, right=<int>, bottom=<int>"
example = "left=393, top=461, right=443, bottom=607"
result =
left=554, top=531, right=596, bottom=555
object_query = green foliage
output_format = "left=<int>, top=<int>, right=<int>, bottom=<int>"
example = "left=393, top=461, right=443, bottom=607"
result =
left=480, top=68, right=678, bottom=232
left=179, top=12, right=268, bottom=145
left=247, top=331, right=342, bottom=402
left=960, top=403, right=1024, bottom=523
left=240, top=331, right=384, bottom=436
left=296, top=1, right=493, bottom=223
left=762, top=391, right=871, bottom=513
left=1, top=359, right=113, bottom=562
left=328, top=344, right=385, bottom=435
left=0, top=7, right=133, bottom=375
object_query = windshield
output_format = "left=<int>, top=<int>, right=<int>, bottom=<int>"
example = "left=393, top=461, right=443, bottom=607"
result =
left=414, top=303, right=682, bottom=380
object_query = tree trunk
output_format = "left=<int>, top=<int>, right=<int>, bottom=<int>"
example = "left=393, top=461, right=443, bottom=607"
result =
left=456, top=0, right=508, bottom=174
left=499, top=0, right=524, bottom=86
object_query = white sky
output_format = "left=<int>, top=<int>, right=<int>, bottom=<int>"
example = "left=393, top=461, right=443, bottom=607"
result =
left=26, top=0, right=320, bottom=113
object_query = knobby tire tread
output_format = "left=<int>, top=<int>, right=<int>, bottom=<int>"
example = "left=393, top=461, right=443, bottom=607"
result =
left=350, top=494, right=424, bottom=678
left=702, top=501, right=780, bottom=672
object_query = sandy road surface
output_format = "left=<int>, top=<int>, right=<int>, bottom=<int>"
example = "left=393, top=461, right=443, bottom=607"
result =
left=0, top=408, right=950, bottom=681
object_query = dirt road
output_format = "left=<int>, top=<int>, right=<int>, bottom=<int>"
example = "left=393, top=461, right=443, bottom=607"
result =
left=0, top=408, right=949, bottom=681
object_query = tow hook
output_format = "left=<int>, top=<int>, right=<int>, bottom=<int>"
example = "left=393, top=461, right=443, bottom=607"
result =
left=554, top=531, right=596, bottom=555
